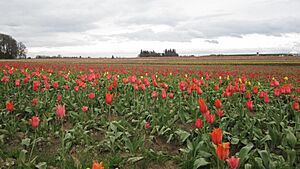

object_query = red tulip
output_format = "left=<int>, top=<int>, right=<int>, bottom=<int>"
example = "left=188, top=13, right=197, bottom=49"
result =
left=274, top=88, right=280, bottom=97
left=259, top=91, right=265, bottom=98
left=107, top=84, right=113, bottom=91
left=106, top=93, right=113, bottom=105
left=198, top=98, right=208, bottom=114
left=194, top=119, right=203, bottom=129
left=82, top=106, right=89, bottom=112
left=145, top=122, right=150, bottom=129
left=33, top=81, right=41, bottom=92
left=245, top=91, right=251, bottom=99
left=15, top=79, right=21, bottom=87
left=56, top=104, right=66, bottom=118
left=30, top=116, right=40, bottom=128
left=151, top=91, right=158, bottom=98
left=215, top=99, right=222, bottom=109
left=64, top=84, right=69, bottom=90
left=246, top=100, right=253, bottom=110
left=32, top=98, right=38, bottom=105
left=74, top=86, right=79, bottom=92
left=168, top=92, right=174, bottom=98
left=214, top=84, right=219, bottom=91
left=57, top=95, right=62, bottom=102
left=197, top=87, right=203, bottom=95
left=216, top=109, right=224, bottom=117
left=216, top=142, right=230, bottom=160
left=6, top=101, right=14, bottom=112
left=264, top=95, right=269, bottom=104
left=293, top=101, right=299, bottom=110
left=139, top=84, right=146, bottom=90
left=133, top=84, right=139, bottom=91
left=206, top=113, right=215, bottom=124
left=53, top=81, right=59, bottom=89
left=253, top=86, right=258, bottom=94
left=226, top=156, right=240, bottom=169
left=88, top=93, right=95, bottom=99
left=161, top=89, right=167, bottom=99
left=210, top=128, right=222, bottom=145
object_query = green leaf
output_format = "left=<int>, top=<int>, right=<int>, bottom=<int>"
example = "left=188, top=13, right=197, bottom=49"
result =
left=231, top=137, right=239, bottom=144
left=260, top=135, right=271, bottom=144
left=258, top=150, right=269, bottom=168
left=193, top=158, right=210, bottom=169
left=21, top=138, right=31, bottom=147
left=17, top=149, right=27, bottom=164
left=245, top=163, right=252, bottom=169
left=287, top=149, right=296, bottom=166
left=286, top=130, right=297, bottom=148
left=254, top=157, right=265, bottom=169
left=238, top=143, right=253, bottom=166
left=127, top=156, right=144, bottom=163
left=35, top=162, right=47, bottom=169
left=175, top=129, right=190, bottom=143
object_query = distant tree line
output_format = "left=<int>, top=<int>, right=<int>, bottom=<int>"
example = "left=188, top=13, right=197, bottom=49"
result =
left=36, top=55, right=85, bottom=59
left=0, top=33, right=27, bottom=59
left=139, top=49, right=179, bottom=57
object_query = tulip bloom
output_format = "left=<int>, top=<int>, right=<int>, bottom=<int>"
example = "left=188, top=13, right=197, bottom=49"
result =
left=53, top=81, right=59, bottom=89
left=106, top=93, right=113, bottom=105
left=226, top=156, right=240, bottom=169
left=198, top=98, right=208, bottom=114
left=210, top=128, right=222, bottom=145
left=32, top=98, right=38, bottom=105
left=56, top=104, right=66, bottom=118
left=194, top=119, right=203, bottom=129
left=216, top=142, right=230, bottom=160
left=15, top=79, right=21, bottom=87
left=264, top=95, right=269, bottom=104
left=293, top=101, right=299, bottom=111
left=92, top=161, right=104, bottom=169
left=88, top=93, right=96, bottom=100
left=253, top=86, right=258, bottom=94
left=206, top=113, right=215, bottom=124
left=30, top=116, right=40, bottom=128
left=168, top=92, right=174, bottom=98
left=33, top=81, right=41, bottom=92
left=245, top=91, right=251, bottom=99
left=215, top=99, right=222, bottom=109
left=151, top=91, right=158, bottom=98
left=216, top=109, right=224, bottom=117
left=145, top=122, right=150, bottom=129
left=57, top=95, right=62, bottom=102
left=6, top=101, right=14, bottom=112
left=82, top=106, right=89, bottom=112
left=246, top=100, right=253, bottom=111
left=161, top=89, right=167, bottom=99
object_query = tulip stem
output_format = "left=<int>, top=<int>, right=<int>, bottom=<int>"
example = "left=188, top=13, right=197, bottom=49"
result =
left=61, top=119, right=66, bottom=169
left=29, top=129, right=37, bottom=160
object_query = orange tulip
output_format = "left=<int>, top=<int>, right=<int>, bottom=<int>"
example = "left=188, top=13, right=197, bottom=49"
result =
left=216, top=142, right=230, bottom=160
left=6, top=101, right=14, bottom=112
left=92, top=161, right=104, bottom=169
left=210, top=128, right=222, bottom=145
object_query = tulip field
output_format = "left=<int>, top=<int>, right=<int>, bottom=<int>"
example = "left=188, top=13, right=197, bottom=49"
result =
left=0, top=59, right=300, bottom=169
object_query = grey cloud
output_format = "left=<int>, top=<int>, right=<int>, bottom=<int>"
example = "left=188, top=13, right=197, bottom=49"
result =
left=112, top=29, right=202, bottom=42
left=205, top=40, right=219, bottom=44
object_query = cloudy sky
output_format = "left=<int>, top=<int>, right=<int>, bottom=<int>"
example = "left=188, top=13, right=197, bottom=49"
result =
left=1, top=0, right=300, bottom=57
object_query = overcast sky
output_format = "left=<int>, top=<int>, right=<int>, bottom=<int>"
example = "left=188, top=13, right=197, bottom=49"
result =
left=1, top=0, right=300, bottom=57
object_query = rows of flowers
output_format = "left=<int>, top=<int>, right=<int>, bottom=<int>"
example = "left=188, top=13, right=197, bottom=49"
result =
left=0, top=62, right=299, bottom=168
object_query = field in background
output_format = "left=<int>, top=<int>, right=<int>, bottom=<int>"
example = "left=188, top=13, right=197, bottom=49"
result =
left=2, top=55, right=300, bottom=65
